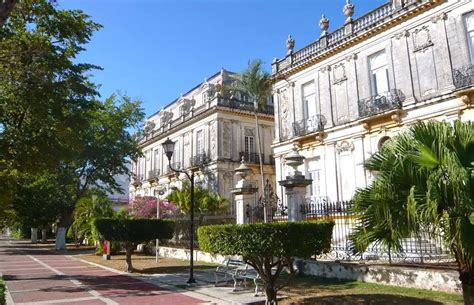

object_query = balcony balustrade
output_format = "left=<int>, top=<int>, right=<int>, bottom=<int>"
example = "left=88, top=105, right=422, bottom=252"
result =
left=273, top=0, right=433, bottom=75
left=217, top=98, right=274, bottom=115
left=292, top=114, right=327, bottom=137
left=191, top=153, right=210, bottom=167
left=165, top=162, right=181, bottom=174
left=147, top=169, right=160, bottom=182
left=239, top=152, right=264, bottom=164
left=358, top=89, right=404, bottom=118
left=453, top=65, right=474, bottom=89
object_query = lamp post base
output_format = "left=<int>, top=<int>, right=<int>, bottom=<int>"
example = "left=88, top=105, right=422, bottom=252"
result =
left=186, top=277, right=196, bottom=285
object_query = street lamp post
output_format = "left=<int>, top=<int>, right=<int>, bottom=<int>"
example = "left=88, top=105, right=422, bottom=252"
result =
left=162, top=138, right=196, bottom=284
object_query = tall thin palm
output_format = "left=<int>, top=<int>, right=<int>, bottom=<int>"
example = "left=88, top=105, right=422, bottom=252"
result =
left=351, top=120, right=474, bottom=304
left=231, top=60, right=272, bottom=222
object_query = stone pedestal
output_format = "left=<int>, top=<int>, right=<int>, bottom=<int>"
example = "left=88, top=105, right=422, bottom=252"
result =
left=232, top=186, right=258, bottom=224
left=232, top=158, right=257, bottom=224
left=279, top=175, right=312, bottom=222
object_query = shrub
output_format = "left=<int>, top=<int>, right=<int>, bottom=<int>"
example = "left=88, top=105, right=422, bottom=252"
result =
left=0, top=276, right=5, bottom=305
left=198, top=221, right=334, bottom=304
left=94, top=218, right=174, bottom=272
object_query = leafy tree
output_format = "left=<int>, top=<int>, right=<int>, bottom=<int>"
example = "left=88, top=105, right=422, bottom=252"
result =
left=351, top=120, right=474, bottom=305
left=54, top=94, right=144, bottom=249
left=94, top=218, right=174, bottom=272
left=7, top=172, right=70, bottom=242
left=166, top=181, right=227, bottom=222
left=68, top=191, right=114, bottom=245
left=0, top=0, right=101, bottom=210
left=198, top=221, right=334, bottom=305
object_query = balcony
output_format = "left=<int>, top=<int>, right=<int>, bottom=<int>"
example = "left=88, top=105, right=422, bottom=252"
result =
left=165, top=162, right=181, bottom=175
left=147, top=169, right=160, bottom=182
left=239, top=152, right=264, bottom=164
left=292, top=114, right=327, bottom=137
left=453, top=65, right=474, bottom=89
left=191, top=153, right=210, bottom=167
left=217, top=98, right=274, bottom=115
left=358, top=89, right=404, bottom=119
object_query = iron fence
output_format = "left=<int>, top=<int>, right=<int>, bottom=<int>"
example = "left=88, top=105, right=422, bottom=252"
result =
left=245, top=195, right=452, bottom=265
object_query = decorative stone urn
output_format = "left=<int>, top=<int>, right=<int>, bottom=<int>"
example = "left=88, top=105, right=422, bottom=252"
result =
left=343, top=0, right=355, bottom=24
left=319, top=15, right=329, bottom=37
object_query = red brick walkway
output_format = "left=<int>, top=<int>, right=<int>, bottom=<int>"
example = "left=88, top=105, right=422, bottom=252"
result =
left=0, top=237, right=209, bottom=304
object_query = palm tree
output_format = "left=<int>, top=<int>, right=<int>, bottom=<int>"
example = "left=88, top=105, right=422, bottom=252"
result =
left=231, top=59, right=273, bottom=222
left=351, top=120, right=474, bottom=304
left=166, top=181, right=227, bottom=222
left=69, top=192, right=114, bottom=245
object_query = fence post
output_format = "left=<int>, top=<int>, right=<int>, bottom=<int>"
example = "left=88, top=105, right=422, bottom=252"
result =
left=231, top=158, right=258, bottom=224
left=278, top=147, right=312, bottom=222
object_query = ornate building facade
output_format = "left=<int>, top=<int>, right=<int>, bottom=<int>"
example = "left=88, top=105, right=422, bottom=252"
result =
left=271, top=0, right=474, bottom=206
left=130, top=69, right=275, bottom=213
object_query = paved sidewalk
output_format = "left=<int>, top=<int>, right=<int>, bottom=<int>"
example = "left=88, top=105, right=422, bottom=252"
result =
left=0, top=237, right=213, bottom=305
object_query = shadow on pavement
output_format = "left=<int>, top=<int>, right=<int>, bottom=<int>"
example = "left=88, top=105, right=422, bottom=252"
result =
left=283, top=294, right=444, bottom=305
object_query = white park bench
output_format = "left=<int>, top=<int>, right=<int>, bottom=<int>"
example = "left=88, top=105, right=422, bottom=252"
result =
left=214, top=259, right=261, bottom=296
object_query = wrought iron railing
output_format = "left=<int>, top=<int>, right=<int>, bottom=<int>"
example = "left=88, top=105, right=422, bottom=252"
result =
left=358, top=89, right=404, bottom=118
left=292, top=114, right=327, bottom=137
left=147, top=169, right=160, bottom=180
left=217, top=98, right=274, bottom=115
left=191, top=153, right=210, bottom=167
left=453, top=65, right=474, bottom=89
left=165, top=162, right=181, bottom=174
left=239, top=152, right=264, bottom=164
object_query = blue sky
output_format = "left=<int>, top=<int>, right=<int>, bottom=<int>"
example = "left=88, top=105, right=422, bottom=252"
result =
left=60, top=0, right=386, bottom=117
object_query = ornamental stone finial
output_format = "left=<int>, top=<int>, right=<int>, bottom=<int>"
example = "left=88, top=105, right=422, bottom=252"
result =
left=286, top=34, right=295, bottom=56
left=343, top=0, right=355, bottom=24
left=319, top=14, right=329, bottom=37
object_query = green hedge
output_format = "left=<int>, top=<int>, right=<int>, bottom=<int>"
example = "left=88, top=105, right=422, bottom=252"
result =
left=94, top=218, right=175, bottom=243
left=0, top=276, right=5, bottom=305
left=198, top=220, right=334, bottom=259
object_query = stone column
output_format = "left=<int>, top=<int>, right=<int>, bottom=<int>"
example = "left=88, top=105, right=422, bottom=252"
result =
left=231, top=158, right=257, bottom=224
left=279, top=148, right=312, bottom=222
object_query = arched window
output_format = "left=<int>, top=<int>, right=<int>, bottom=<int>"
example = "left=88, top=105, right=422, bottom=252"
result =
left=378, top=136, right=391, bottom=150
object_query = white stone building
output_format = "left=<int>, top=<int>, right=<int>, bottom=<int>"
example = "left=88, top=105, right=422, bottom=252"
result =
left=130, top=69, right=276, bottom=214
left=271, top=0, right=474, bottom=206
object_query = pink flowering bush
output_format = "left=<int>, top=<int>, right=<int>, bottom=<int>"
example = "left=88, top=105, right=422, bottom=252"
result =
left=128, top=196, right=178, bottom=219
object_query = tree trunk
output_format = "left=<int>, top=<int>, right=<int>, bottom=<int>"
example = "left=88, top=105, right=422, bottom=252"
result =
left=55, top=227, right=67, bottom=250
left=264, top=284, right=278, bottom=305
left=125, top=242, right=134, bottom=273
left=41, top=228, right=47, bottom=243
left=55, top=214, right=71, bottom=250
left=462, top=283, right=474, bottom=305
left=30, top=228, right=38, bottom=243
